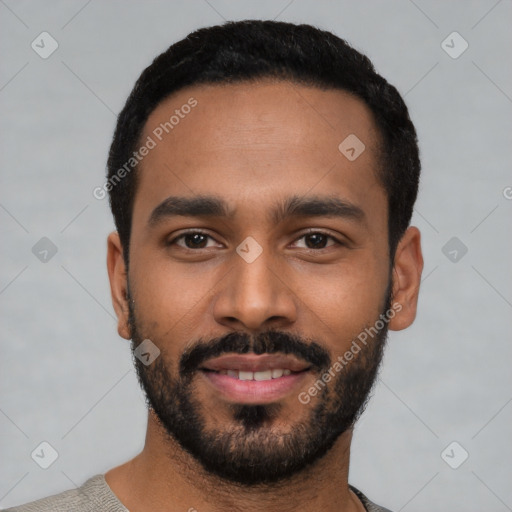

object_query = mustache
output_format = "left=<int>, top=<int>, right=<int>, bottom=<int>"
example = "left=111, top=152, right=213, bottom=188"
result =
left=179, top=330, right=331, bottom=377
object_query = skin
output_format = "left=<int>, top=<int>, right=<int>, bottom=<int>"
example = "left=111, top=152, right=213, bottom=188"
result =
left=105, top=80, right=423, bottom=512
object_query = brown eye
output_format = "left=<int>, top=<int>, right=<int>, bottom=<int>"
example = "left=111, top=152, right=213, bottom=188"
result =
left=168, top=231, right=221, bottom=250
left=293, top=231, right=340, bottom=250
left=304, top=233, right=329, bottom=249
left=181, top=233, right=209, bottom=249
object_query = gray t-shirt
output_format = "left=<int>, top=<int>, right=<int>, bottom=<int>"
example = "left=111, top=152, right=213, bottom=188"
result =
left=2, top=474, right=393, bottom=511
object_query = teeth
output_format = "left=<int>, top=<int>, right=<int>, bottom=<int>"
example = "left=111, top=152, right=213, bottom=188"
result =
left=219, top=368, right=296, bottom=381
left=271, top=369, right=284, bottom=378
left=254, top=370, right=272, bottom=381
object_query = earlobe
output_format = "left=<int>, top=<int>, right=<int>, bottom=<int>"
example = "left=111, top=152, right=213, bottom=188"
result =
left=388, top=226, right=424, bottom=332
left=106, top=232, right=131, bottom=340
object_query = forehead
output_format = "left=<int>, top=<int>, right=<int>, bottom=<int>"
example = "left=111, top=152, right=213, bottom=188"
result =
left=133, top=80, right=384, bottom=228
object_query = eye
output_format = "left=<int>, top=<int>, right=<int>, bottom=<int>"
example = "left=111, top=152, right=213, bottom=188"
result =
left=292, top=231, right=341, bottom=250
left=167, top=230, right=343, bottom=252
left=169, top=231, right=222, bottom=250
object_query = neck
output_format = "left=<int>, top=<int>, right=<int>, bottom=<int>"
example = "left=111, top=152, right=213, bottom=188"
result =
left=105, top=410, right=363, bottom=512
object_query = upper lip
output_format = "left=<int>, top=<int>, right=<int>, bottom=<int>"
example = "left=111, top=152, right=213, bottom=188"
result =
left=200, top=354, right=311, bottom=373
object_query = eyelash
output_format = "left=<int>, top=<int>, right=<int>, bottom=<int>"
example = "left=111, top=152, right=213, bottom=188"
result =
left=167, top=229, right=343, bottom=252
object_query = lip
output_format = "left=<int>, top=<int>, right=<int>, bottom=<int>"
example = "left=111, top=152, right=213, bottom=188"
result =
left=200, top=368, right=310, bottom=404
left=199, top=354, right=312, bottom=404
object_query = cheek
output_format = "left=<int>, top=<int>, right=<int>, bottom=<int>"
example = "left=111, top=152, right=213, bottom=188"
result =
left=130, top=254, right=220, bottom=334
left=303, top=261, right=389, bottom=341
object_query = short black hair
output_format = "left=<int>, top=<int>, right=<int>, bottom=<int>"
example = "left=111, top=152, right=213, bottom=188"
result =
left=107, top=19, right=420, bottom=266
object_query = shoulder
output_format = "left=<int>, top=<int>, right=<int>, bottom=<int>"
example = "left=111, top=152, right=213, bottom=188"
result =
left=350, top=484, right=394, bottom=512
left=2, top=474, right=128, bottom=512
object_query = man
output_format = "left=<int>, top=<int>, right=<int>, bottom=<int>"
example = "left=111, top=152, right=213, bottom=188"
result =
left=5, top=19, right=423, bottom=512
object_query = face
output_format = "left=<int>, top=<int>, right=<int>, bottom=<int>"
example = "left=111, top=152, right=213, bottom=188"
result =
left=107, top=80, right=422, bottom=485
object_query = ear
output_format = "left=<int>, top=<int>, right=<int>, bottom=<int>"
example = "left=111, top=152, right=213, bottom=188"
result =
left=107, top=232, right=131, bottom=340
left=388, top=226, right=424, bottom=331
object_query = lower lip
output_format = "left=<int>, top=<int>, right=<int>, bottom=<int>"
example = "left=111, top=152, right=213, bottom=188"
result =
left=200, top=370, right=310, bottom=404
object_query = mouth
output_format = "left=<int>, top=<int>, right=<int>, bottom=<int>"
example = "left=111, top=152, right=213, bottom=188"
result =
left=199, top=353, right=312, bottom=404
left=203, top=368, right=296, bottom=381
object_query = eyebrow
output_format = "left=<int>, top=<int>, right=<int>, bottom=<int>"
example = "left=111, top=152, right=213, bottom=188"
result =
left=147, top=194, right=366, bottom=228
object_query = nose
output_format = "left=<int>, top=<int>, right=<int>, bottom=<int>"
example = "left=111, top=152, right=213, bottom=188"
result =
left=212, top=246, right=298, bottom=332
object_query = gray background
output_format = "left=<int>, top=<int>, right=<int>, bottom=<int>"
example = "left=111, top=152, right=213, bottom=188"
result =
left=1, top=0, right=511, bottom=510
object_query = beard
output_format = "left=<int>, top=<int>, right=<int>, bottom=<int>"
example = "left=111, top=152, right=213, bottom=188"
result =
left=128, top=285, right=391, bottom=486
